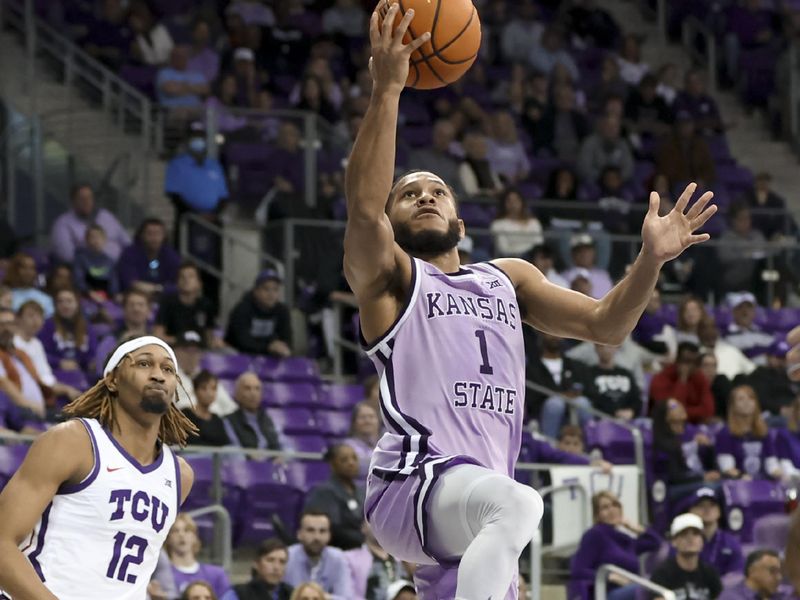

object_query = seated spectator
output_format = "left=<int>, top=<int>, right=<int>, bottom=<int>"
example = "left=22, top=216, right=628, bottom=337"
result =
left=45, top=265, right=74, bottom=299
left=224, top=372, right=281, bottom=450
left=577, top=113, right=634, bottom=185
left=80, top=0, right=132, bottom=70
left=673, top=69, right=724, bottom=135
left=656, top=63, right=680, bottom=106
left=149, top=550, right=179, bottom=600
left=560, top=234, right=613, bottom=299
left=182, top=370, right=231, bottom=447
left=166, top=513, right=231, bottom=598
left=116, top=289, right=153, bottom=341
left=305, top=444, right=366, bottom=551
left=289, top=583, right=326, bottom=600
left=660, top=296, right=708, bottom=359
left=322, top=0, right=366, bottom=38
left=535, top=82, right=590, bottom=161
left=225, top=270, right=292, bottom=358
left=597, top=166, right=636, bottom=235
left=285, top=511, right=354, bottom=597
left=51, top=183, right=130, bottom=264
left=0, top=308, right=48, bottom=422
left=345, top=520, right=407, bottom=600
left=655, top=112, right=716, bottom=187
left=157, top=46, right=210, bottom=111
left=540, top=167, right=582, bottom=229
left=566, top=0, right=620, bottom=49
left=128, top=0, right=174, bottom=66
left=458, top=130, right=503, bottom=197
left=724, top=292, right=774, bottom=364
left=490, top=189, right=544, bottom=257
left=39, top=288, right=96, bottom=373
left=777, top=395, right=800, bottom=482
left=294, top=75, right=339, bottom=124
left=486, top=111, right=531, bottom=185
left=699, top=352, right=733, bottom=419
left=652, top=400, right=719, bottom=493
left=697, top=316, right=755, bottom=381
left=14, top=301, right=80, bottom=401
left=73, top=224, right=119, bottom=301
left=535, top=426, right=612, bottom=471
left=386, top=580, right=417, bottom=600
left=685, top=487, right=744, bottom=578
left=650, top=514, right=722, bottom=599
left=344, top=402, right=380, bottom=480
left=587, top=56, right=629, bottom=117
left=187, top=18, right=220, bottom=85
left=173, top=331, right=236, bottom=416
left=649, top=342, right=715, bottom=424
left=624, top=73, right=672, bottom=141
left=117, top=218, right=181, bottom=297
left=362, top=375, right=380, bottom=415
left=738, top=338, right=796, bottom=426
left=557, top=424, right=588, bottom=457
left=154, top=263, right=219, bottom=347
left=716, top=385, right=781, bottom=480
left=717, top=203, right=769, bottom=295
left=407, top=120, right=462, bottom=196
left=719, top=549, right=783, bottom=600
left=584, top=344, right=641, bottom=420
left=529, top=26, right=579, bottom=81
left=616, top=33, right=649, bottom=86
left=181, top=581, right=217, bottom=600
left=743, top=171, right=797, bottom=240
left=527, top=244, right=568, bottom=288
left=569, top=490, right=661, bottom=600
left=500, top=0, right=543, bottom=63
left=3, top=253, right=54, bottom=318
left=205, top=74, right=248, bottom=133
left=222, top=538, right=293, bottom=600
left=632, top=288, right=670, bottom=355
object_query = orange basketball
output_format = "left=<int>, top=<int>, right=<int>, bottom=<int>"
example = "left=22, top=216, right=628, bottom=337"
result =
left=376, top=0, right=482, bottom=90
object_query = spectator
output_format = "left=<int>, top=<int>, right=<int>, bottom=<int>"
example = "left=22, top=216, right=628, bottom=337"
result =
left=587, top=56, right=629, bottom=117
left=157, top=46, right=210, bottom=111
left=535, top=83, right=590, bottom=161
left=569, top=490, right=661, bottom=600
left=72, top=223, right=119, bottom=301
left=407, top=120, right=463, bottom=196
left=187, top=18, right=220, bottom=84
left=285, top=511, right=354, bottom=598
left=560, top=234, right=613, bottom=299
left=529, top=26, right=579, bottom=81
left=486, top=111, right=530, bottom=185
left=624, top=74, right=672, bottom=140
left=716, top=385, right=780, bottom=480
left=116, top=289, right=153, bottom=341
left=533, top=426, right=612, bottom=470
left=182, top=370, right=231, bottom=447
left=527, top=244, right=568, bottom=288
left=81, top=0, right=132, bottom=70
left=305, top=444, right=366, bottom=551
left=655, top=112, right=716, bottom=187
left=650, top=514, right=722, bottom=600
left=738, top=338, right=797, bottom=425
left=656, top=63, right=680, bottom=106
left=723, top=292, right=775, bottom=364
left=149, top=550, right=180, bottom=600
left=344, top=402, right=380, bottom=480
left=3, top=253, right=54, bottom=318
left=557, top=424, right=588, bottom=456
left=700, top=352, right=733, bottom=419
left=154, top=263, right=219, bottom=347
left=566, top=0, right=621, bottom=49
left=128, top=0, right=174, bottom=66
left=489, top=189, right=544, bottom=257
left=386, top=580, right=417, bottom=600
left=500, top=0, right=543, bottom=63
left=660, top=296, right=708, bottom=359
left=632, top=288, right=671, bottom=355
left=362, top=376, right=380, bottom=415
left=673, top=69, right=723, bottom=135
left=616, top=34, right=650, bottom=85
left=540, top=167, right=595, bottom=232
left=0, top=308, right=48, bottom=422
left=577, top=113, right=634, bottom=184
left=566, top=333, right=651, bottom=396
left=743, top=172, right=797, bottom=240
left=723, top=0, right=781, bottom=87
left=45, top=265, right=74, bottom=299
left=263, top=121, right=306, bottom=200
left=13, top=301, right=80, bottom=401
left=205, top=74, right=248, bottom=132
left=289, top=583, right=327, bottom=600
left=222, top=538, right=293, bottom=600
left=38, top=288, right=96, bottom=373
left=777, top=395, right=800, bottom=481
left=172, top=330, right=236, bottom=415
left=117, top=218, right=181, bottom=297
left=345, top=520, right=404, bottom=600
left=225, top=269, right=292, bottom=358
left=697, top=316, right=755, bottom=381
left=322, top=0, right=367, bottom=39
left=652, top=399, right=719, bottom=493
left=526, top=332, right=591, bottom=437
left=294, top=75, right=339, bottom=124
left=649, top=342, right=715, bottom=424
left=717, top=203, right=769, bottom=295
left=719, top=549, right=783, bottom=600
left=686, top=487, right=744, bottom=579
left=458, top=130, right=503, bottom=196
left=584, top=344, right=641, bottom=420
left=165, top=513, right=231, bottom=598
left=51, top=183, right=130, bottom=263
left=181, top=581, right=217, bottom=600
left=223, top=372, right=281, bottom=450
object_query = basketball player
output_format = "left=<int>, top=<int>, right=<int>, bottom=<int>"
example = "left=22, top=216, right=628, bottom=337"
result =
left=0, top=336, right=196, bottom=599
left=347, top=5, right=717, bottom=599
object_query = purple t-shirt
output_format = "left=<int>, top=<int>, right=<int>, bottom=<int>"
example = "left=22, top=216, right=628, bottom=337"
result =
left=715, top=426, right=777, bottom=478
left=171, top=563, right=231, bottom=598
left=38, top=318, right=97, bottom=372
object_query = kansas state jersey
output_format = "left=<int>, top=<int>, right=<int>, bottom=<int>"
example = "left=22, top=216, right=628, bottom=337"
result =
left=363, top=258, right=525, bottom=479
left=18, top=418, right=180, bottom=600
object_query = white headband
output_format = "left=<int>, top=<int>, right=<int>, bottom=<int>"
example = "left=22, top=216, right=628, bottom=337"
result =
left=103, top=336, right=178, bottom=377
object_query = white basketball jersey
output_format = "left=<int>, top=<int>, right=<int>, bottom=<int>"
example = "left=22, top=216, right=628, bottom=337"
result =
left=17, top=418, right=181, bottom=600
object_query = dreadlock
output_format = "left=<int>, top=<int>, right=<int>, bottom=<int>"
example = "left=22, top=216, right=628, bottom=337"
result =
left=62, top=357, right=198, bottom=447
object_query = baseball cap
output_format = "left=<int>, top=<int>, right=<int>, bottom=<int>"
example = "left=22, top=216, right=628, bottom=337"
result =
left=255, top=269, right=282, bottom=286
left=234, top=47, right=254, bottom=62
left=174, top=330, right=203, bottom=348
left=727, top=291, right=757, bottom=309
left=570, top=233, right=594, bottom=249
left=768, top=338, right=791, bottom=357
left=689, top=486, right=720, bottom=507
left=457, top=235, right=474, bottom=254
left=386, top=580, right=415, bottom=600
left=671, top=513, right=704, bottom=537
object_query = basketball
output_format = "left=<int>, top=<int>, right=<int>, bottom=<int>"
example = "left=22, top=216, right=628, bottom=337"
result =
left=376, top=0, right=482, bottom=90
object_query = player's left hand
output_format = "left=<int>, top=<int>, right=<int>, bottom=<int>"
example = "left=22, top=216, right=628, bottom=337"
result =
left=787, top=325, right=800, bottom=382
left=641, top=182, right=717, bottom=263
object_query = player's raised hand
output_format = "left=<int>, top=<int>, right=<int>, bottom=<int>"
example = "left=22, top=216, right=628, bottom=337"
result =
left=369, top=3, right=431, bottom=94
left=640, top=182, right=717, bottom=263
left=787, top=325, right=800, bottom=381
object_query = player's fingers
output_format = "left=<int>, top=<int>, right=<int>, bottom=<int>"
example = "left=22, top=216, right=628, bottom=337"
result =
left=382, top=3, right=400, bottom=42
left=405, top=31, right=432, bottom=54
left=675, top=182, right=697, bottom=213
left=369, top=11, right=381, bottom=47
left=788, top=326, right=800, bottom=347
left=393, top=7, right=415, bottom=46
left=690, top=204, right=717, bottom=230
left=647, top=191, right=660, bottom=215
left=685, top=191, right=714, bottom=220
left=687, top=232, right=711, bottom=246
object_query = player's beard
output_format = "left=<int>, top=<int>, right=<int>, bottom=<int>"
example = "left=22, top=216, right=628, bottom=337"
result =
left=140, top=389, right=170, bottom=414
left=394, top=218, right=461, bottom=256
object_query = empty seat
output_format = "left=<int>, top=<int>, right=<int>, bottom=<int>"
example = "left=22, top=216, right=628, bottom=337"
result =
left=255, top=357, right=320, bottom=382
left=722, top=479, right=787, bottom=543
left=314, top=410, right=352, bottom=437
left=317, top=384, right=364, bottom=411
left=282, top=435, right=328, bottom=454
left=261, top=382, right=318, bottom=408
left=283, top=460, right=330, bottom=489
left=268, top=408, right=317, bottom=435
left=200, top=354, right=253, bottom=379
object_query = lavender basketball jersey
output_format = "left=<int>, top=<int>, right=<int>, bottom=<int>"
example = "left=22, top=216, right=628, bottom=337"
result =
left=364, top=258, right=525, bottom=479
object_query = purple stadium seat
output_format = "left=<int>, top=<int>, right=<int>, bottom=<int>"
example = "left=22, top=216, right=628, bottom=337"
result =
left=458, top=203, right=493, bottom=228
left=317, top=384, right=364, bottom=411
left=282, top=434, right=328, bottom=454
left=119, top=64, right=158, bottom=98
left=88, top=322, right=113, bottom=341
left=0, top=443, right=28, bottom=491
left=583, top=420, right=652, bottom=464
left=52, top=369, right=89, bottom=391
left=200, top=354, right=253, bottom=379
left=314, top=409, right=352, bottom=437
left=255, top=357, right=320, bottom=382
left=261, top=382, right=318, bottom=408
left=268, top=408, right=317, bottom=435
left=283, top=460, right=330, bottom=489
left=765, top=308, right=800, bottom=334
left=752, top=513, right=791, bottom=552
left=722, top=479, right=786, bottom=543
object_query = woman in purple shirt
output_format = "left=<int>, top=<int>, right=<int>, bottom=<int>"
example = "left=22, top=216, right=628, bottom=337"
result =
left=716, top=385, right=781, bottom=480
left=166, top=513, right=231, bottom=599
left=343, top=402, right=381, bottom=480
left=569, top=491, right=662, bottom=600
left=38, top=288, right=97, bottom=372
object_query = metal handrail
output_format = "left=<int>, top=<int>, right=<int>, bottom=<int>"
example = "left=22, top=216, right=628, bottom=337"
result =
left=185, top=504, right=233, bottom=573
left=682, top=16, right=718, bottom=93
left=595, top=564, right=677, bottom=600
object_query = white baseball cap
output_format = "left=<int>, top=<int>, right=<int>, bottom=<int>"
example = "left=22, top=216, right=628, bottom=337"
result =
left=671, top=513, right=704, bottom=537
left=727, top=291, right=757, bottom=309
left=386, top=580, right=415, bottom=600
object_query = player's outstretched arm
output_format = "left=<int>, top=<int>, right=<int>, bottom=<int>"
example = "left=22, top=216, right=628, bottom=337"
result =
left=0, top=421, right=93, bottom=599
left=497, top=183, right=716, bottom=344
left=343, top=5, right=430, bottom=301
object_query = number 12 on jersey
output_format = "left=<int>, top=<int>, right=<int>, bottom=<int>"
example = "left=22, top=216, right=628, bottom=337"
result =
left=106, top=531, right=148, bottom=583
left=474, top=329, right=494, bottom=375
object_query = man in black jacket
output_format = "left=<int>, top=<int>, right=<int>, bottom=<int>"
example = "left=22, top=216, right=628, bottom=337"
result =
left=224, top=269, right=292, bottom=357
left=231, top=538, right=294, bottom=600
left=735, top=338, right=798, bottom=423
left=224, top=371, right=281, bottom=450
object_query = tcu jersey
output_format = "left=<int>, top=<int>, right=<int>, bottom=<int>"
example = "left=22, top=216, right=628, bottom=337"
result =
left=15, top=418, right=180, bottom=600
left=364, top=258, right=525, bottom=480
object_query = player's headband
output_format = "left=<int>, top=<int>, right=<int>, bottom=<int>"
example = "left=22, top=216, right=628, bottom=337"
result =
left=104, top=336, right=178, bottom=377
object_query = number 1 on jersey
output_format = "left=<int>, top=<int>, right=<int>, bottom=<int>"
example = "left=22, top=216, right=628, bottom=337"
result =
left=474, top=329, right=494, bottom=375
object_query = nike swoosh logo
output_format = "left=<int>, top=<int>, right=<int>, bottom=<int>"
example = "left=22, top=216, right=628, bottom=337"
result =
left=106, top=467, right=124, bottom=473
